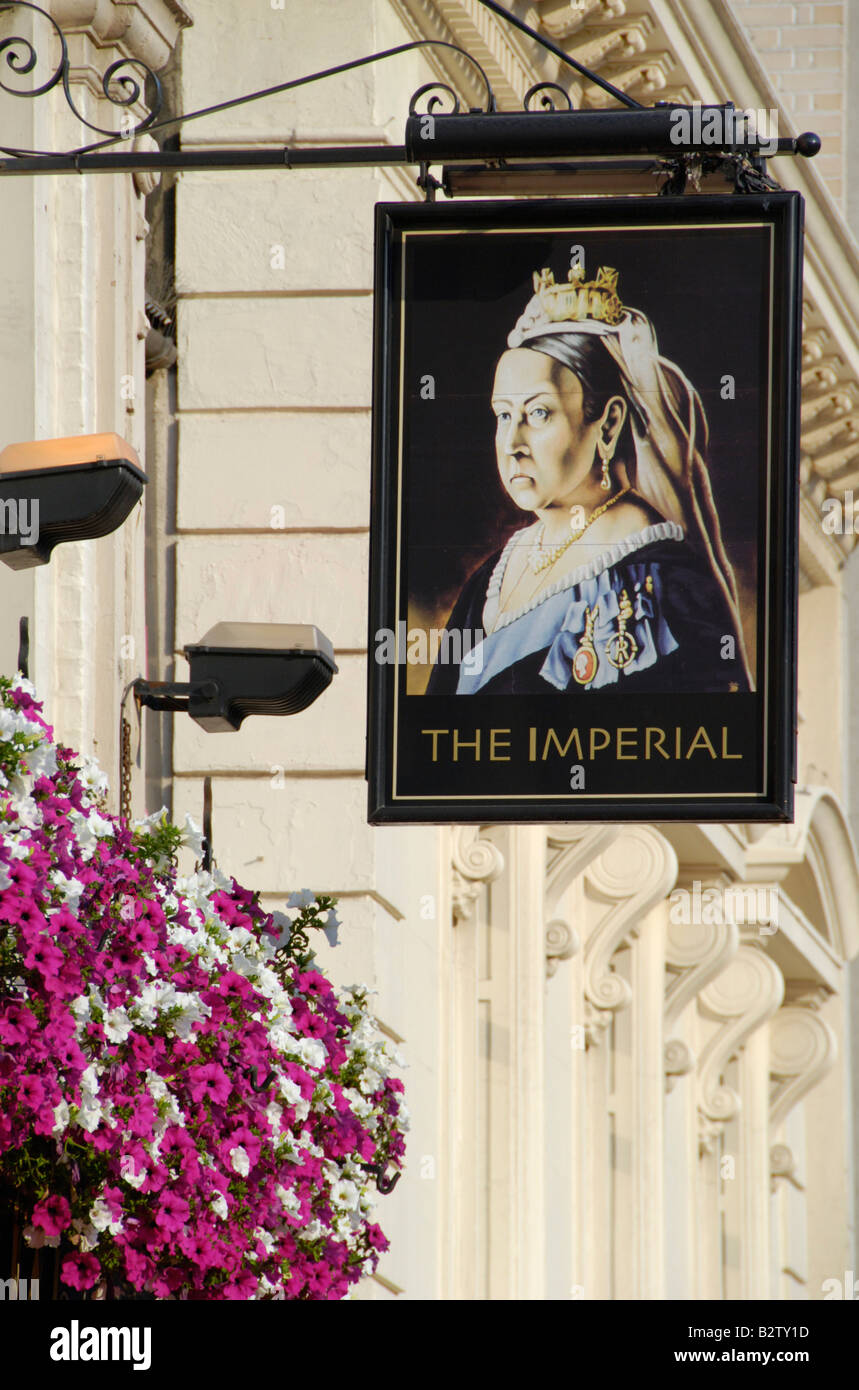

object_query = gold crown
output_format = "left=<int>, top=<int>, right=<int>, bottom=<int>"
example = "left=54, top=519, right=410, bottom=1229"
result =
left=531, top=265, right=624, bottom=328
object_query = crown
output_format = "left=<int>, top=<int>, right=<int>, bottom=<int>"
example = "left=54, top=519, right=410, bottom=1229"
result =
left=530, top=265, right=624, bottom=328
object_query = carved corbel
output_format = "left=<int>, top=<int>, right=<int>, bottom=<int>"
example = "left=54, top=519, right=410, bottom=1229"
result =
left=545, top=918, right=580, bottom=979
left=545, top=824, right=619, bottom=916
left=769, top=1142, right=804, bottom=1194
left=769, top=1004, right=836, bottom=1132
left=663, top=897, right=739, bottom=1092
left=582, top=826, right=677, bottom=1045
left=451, top=826, right=504, bottom=924
left=696, top=945, right=784, bottom=1153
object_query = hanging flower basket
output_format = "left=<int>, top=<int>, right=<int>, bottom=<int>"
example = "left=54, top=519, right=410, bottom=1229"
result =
left=0, top=675, right=407, bottom=1300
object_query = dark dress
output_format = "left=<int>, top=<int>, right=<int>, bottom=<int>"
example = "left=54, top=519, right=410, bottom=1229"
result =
left=426, top=522, right=750, bottom=696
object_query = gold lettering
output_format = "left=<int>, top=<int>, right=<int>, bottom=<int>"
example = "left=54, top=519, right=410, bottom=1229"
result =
left=616, top=727, right=638, bottom=760
left=453, top=728, right=481, bottom=761
left=686, top=726, right=717, bottom=759
left=675, top=727, right=682, bottom=759
left=422, top=729, right=449, bottom=762
left=542, top=728, right=583, bottom=760
left=721, top=726, right=742, bottom=759
left=589, top=728, right=610, bottom=758
left=529, top=727, right=536, bottom=761
left=490, top=728, right=512, bottom=762
left=645, top=727, right=669, bottom=761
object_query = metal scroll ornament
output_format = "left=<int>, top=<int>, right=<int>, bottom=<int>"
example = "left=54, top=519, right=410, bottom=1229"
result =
left=0, top=1, right=162, bottom=139
left=523, top=82, right=573, bottom=112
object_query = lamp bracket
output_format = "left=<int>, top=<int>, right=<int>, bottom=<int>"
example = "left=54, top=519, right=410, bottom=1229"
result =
left=0, top=2, right=820, bottom=186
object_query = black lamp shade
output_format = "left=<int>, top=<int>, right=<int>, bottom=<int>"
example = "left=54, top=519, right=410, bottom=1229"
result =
left=0, top=456, right=146, bottom=569
left=183, top=623, right=338, bottom=731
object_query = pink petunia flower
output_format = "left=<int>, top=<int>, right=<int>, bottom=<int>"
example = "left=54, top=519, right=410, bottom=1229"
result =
left=31, top=1194, right=71, bottom=1239
left=61, top=1252, right=101, bottom=1291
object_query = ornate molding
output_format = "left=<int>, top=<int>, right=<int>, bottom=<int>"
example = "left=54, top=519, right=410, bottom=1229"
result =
left=770, top=1142, right=804, bottom=1194
left=545, top=823, right=619, bottom=914
left=663, top=902, right=738, bottom=1092
left=799, top=304, right=859, bottom=565
left=582, top=826, right=677, bottom=1044
left=664, top=1037, right=695, bottom=1083
left=545, top=917, right=579, bottom=978
left=769, top=1004, right=837, bottom=1130
left=696, top=945, right=784, bottom=1153
left=451, top=825, right=504, bottom=923
left=53, top=0, right=192, bottom=68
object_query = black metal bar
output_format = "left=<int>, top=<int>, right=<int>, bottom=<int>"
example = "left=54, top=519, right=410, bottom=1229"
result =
left=202, top=776, right=212, bottom=873
left=405, top=108, right=814, bottom=162
left=474, top=0, right=644, bottom=111
left=131, top=678, right=194, bottom=712
left=0, top=144, right=409, bottom=175
left=17, top=616, right=28, bottom=678
left=0, top=124, right=819, bottom=177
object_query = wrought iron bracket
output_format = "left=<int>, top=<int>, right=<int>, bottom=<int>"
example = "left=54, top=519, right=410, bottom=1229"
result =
left=0, top=2, right=821, bottom=186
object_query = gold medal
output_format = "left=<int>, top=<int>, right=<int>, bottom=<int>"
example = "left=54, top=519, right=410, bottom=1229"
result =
left=606, top=588, right=638, bottom=670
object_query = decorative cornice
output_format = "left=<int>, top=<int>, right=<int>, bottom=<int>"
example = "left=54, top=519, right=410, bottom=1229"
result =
left=744, top=788, right=859, bottom=962
left=696, top=944, right=784, bottom=1153
left=52, top=0, right=191, bottom=71
left=450, top=825, right=504, bottom=923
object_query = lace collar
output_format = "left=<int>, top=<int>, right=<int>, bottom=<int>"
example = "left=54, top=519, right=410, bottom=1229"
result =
left=483, top=521, right=684, bottom=635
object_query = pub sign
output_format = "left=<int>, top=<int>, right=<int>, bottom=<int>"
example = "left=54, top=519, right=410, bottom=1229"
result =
left=367, top=194, right=803, bottom=823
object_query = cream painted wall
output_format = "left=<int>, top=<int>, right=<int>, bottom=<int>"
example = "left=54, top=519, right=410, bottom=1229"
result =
left=171, top=0, right=449, bottom=1299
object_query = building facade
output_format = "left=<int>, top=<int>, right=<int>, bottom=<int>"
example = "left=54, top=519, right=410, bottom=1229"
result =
left=2, top=0, right=859, bottom=1300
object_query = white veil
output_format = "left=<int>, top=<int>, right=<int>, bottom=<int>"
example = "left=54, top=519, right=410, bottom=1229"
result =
left=508, top=287, right=753, bottom=687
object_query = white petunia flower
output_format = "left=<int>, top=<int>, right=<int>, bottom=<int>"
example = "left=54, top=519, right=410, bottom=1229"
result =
left=331, top=1180, right=360, bottom=1212
left=24, top=740, right=57, bottom=779
left=50, top=870, right=84, bottom=908
left=120, top=1155, right=146, bottom=1189
left=180, top=813, right=205, bottom=857
left=288, top=1037, right=326, bottom=1071
left=89, top=1197, right=122, bottom=1236
left=77, top=1101, right=103, bottom=1134
left=76, top=753, right=109, bottom=799
left=286, top=889, right=316, bottom=910
left=103, top=1009, right=133, bottom=1044
left=210, top=1192, right=229, bottom=1221
left=275, top=1184, right=301, bottom=1216
left=230, top=1146, right=250, bottom=1177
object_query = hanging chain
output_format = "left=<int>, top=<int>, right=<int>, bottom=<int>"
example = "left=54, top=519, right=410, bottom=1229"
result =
left=119, top=715, right=132, bottom=823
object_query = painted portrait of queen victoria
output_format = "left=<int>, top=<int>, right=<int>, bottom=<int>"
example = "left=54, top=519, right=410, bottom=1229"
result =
left=421, top=260, right=754, bottom=698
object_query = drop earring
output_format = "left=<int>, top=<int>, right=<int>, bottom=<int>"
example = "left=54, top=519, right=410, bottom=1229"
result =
left=597, top=437, right=613, bottom=490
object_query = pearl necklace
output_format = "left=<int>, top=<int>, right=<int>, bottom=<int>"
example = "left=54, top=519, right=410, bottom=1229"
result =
left=530, top=486, right=632, bottom=574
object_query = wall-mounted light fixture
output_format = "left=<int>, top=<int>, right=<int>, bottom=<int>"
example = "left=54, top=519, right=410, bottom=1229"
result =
left=0, top=432, right=146, bottom=569
left=133, top=623, right=338, bottom=732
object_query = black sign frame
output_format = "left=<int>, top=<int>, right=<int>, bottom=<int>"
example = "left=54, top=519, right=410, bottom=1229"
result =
left=367, top=194, right=803, bottom=824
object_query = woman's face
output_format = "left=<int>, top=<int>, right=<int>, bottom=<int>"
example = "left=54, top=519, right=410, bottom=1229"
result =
left=491, top=348, right=599, bottom=513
